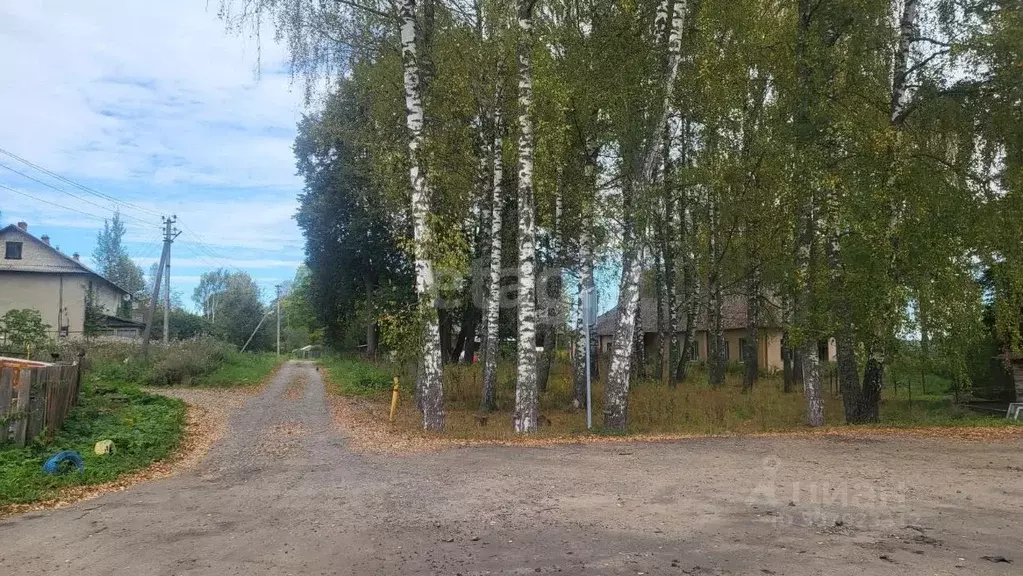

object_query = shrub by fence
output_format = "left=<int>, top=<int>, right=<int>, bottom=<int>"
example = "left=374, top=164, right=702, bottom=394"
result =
left=0, top=361, right=81, bottom=447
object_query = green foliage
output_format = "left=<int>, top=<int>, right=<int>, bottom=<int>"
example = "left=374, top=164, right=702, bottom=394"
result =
left=0, top=376, right=185, bottom=508
left=0, top=308, right=50, bottom=353
left=189, top=270, right=272, bottom=351
left=82, top=288, right=108, bottom=338
left=147, top=337, right=236, bottom=386
left=92, top=211, right=146, bottom=314
left=48, top=337, right=280, bottom=388
left=319, top=356, right=393, bottom=396
left=224, top=0, right=1023, bottom=426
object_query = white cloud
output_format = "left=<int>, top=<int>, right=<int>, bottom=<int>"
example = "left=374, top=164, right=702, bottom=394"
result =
left=0, top=0, right=303, bottom=190
left=0, top=1, right=310, bottom=311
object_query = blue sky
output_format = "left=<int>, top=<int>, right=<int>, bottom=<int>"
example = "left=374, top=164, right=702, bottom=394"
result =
left=0, top=1, right=305, bottom=310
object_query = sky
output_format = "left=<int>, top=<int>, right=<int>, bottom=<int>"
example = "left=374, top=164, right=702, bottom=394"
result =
left=0, top=1, right=306, bottom=311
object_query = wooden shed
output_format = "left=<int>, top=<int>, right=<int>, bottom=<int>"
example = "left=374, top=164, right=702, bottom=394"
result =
left=997, top=353, right=1023, bottom=402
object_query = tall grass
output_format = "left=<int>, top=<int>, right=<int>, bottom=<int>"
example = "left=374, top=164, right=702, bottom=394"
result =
left=325, top=355, right=1015, bottom=439
left=51, top=338, right=280, bottom=388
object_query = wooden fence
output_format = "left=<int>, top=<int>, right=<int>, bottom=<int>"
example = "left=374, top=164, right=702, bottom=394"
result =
left=0, top=363, right=82, bottom=447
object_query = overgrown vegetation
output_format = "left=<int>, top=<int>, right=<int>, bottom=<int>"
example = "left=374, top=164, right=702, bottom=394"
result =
left=323, top=356, right=1018, bottom=440
left=0, top=372, right=186, bottom=508
left=54, top=338, right=281, bottom=388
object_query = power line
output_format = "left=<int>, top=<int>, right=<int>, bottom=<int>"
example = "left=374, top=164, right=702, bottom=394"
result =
left=1, top=183, right=114, bottom=223
left=0, top=146, right=164, bottom=218
left=0, top=162, right=161, bottom=229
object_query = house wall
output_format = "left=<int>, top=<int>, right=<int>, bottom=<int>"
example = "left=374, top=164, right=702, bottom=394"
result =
left=1, top=228, right=81, bottom=273
left=0, top=272, right=123, bottom=339
left=598, top=328, right=787, bottom=373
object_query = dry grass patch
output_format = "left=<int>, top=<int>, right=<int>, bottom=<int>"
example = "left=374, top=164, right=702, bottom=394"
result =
left=320, top=356, right=1021, bottom=453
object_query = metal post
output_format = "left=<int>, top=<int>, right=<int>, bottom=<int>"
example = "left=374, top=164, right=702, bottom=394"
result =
left=585, top=317, right=592, bottom=430
left=583, top=286, right=597, bottom=431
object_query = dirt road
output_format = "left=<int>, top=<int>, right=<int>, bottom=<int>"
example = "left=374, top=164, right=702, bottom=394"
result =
left=2, top=361, right=1020, bottom=575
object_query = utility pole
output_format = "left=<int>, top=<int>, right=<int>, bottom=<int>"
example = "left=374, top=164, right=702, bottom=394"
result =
left=275, top=284, right=282, bottom=356
left=162, top=216, right=179, bottom=344
left=141, top=216, right=177, bottom=357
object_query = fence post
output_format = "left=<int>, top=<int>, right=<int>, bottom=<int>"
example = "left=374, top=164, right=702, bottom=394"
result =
left=27, top=368, right=46, bottom=441
left=0, top=368, right=12, bottom=444
left=12, top=369, right=32, bottom=447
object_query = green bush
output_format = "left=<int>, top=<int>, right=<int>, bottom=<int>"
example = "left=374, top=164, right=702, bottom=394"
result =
left=146, top=337, right=235, bottom=386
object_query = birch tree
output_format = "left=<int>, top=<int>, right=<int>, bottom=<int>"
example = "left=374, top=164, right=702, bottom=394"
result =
left=514, top=0, right=540, bottom=433
left=604, top=0, right=688, bottom=431
left=401, top=0, right=445, bottom=430
left=480, top=107, right=505, bottom=413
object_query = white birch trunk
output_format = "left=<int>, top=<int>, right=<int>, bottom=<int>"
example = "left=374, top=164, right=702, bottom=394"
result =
left=514, top=0, right=539, bottom=433
left=801, top=340, right=824, bottom=425
left=572, top=229, right=594, bottom=408
left=890, top=0, right=918, bottom=126
left=480, top=109, right=504, bottom=413
left=399, top=0, right=444, bottom=430
left=604, top=0, right=688, bottom=431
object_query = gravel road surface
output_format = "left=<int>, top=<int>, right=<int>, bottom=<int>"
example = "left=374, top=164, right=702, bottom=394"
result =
left=1, top=360, right=1020, bottom=575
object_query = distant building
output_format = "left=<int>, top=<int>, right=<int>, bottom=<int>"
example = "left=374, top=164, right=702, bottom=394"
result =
left=594, top=293, right=835, bottom=371
left=0, top=221, right=145, bottom=340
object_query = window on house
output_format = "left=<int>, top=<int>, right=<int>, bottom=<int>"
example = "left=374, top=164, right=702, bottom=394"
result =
left=689, top=341, right=700, bottom=361
left=5, top=241, right=23, bottom=259
left=739, top=338, right=748, bottom=362
left=723, top=341, right=730, bottom=361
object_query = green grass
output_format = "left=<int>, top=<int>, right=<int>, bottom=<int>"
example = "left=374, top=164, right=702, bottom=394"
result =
left=0, top=373, right=186, bottom=509
left=319, top=356, right=394, bottom=396
left=191, top=352, right=282, bottom=388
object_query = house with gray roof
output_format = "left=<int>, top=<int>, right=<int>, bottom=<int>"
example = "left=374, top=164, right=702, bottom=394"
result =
left=594, top=293, right=835, bottom=371
left=0, top=221, right=144, bottom=341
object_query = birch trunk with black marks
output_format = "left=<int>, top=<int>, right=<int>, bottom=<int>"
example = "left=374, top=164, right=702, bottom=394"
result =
left=400, top=0, right=444, bottom=430
left=604, top=0, right=687, bottom=431
left=480, top=108, right=504, bottom=413
left=572, top=228, right=594, bottom=408
left=633, top=255, right=646, bottom=379
left=654, top=246, right=668, bottom=384
left=514, top=0, right=539, bottom=433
